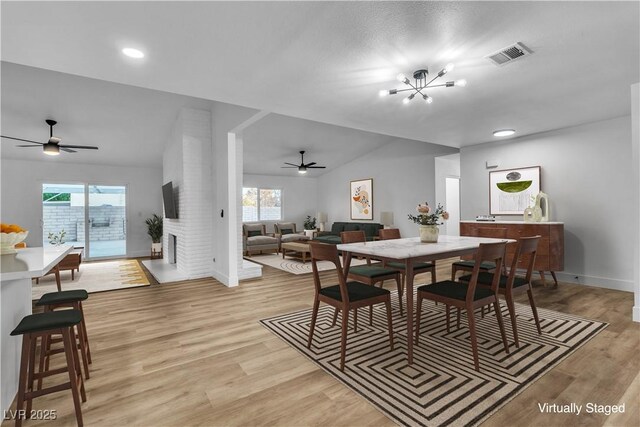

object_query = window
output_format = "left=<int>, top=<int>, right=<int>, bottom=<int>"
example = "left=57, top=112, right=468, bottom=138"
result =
left=242, top=187, right=282, bottom=221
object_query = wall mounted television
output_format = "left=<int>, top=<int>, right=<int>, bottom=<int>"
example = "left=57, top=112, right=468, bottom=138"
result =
left=162, top=182, right=178, bottom=219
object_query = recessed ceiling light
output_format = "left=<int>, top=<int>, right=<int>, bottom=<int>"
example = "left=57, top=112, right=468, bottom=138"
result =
left=493, top=129, right=516, bottom=137
left=122, top=48, right=144, bottom=59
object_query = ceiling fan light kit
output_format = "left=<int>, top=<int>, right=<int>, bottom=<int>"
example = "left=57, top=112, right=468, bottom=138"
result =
left=379, top=64, right=465, bottom=105
left=1, top=119, right=99, bottom=155
left=281, top=150, right=326, bottom=174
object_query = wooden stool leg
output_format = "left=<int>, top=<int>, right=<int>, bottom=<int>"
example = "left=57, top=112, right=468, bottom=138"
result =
left=79, top=302, right=92, bottom=364
left=15, top=334, right=30, bottom=427
left=26, top=335, right=38, bottom=416
left=62, top=328, right=84, bottom=426
left=37, top=333, right=48, bottom=390
left=75, top=322, right=90, bottom=380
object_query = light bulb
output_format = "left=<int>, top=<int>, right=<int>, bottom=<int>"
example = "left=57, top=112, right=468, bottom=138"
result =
left=378, top=90, right=389, bottom=97
left=423, top=94, right=433, bottom=104
left=122, top=48, right=145, bottom=58
left=396, top=73, right=407, bottom=83
left=43, top=144, right=60, bottom=156
left=445, top=63, right=455, bottom=72
left=456, top=79, right=467, bottom=87
left=403, top=94, right=415, bottom=104
left=493, top=129, right=516, bottom=137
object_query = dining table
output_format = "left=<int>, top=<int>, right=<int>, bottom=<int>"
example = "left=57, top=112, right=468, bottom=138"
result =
left=337, top=235, right=513, bottom=364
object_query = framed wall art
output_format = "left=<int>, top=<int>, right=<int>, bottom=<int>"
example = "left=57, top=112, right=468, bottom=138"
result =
left=350, top=178, right=373, bottom=220
left=489, top=166, right=541, bottom=215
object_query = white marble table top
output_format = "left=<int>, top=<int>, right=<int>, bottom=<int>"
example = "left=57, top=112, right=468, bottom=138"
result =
left=336, top=235, right=513, bottom=260
left=0, top=245, right=73, bottom=281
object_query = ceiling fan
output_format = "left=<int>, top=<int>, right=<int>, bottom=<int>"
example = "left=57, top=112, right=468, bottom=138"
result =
left=281, top=150, right=326, bottom=174
left=1, top=119, right=99, bottom=156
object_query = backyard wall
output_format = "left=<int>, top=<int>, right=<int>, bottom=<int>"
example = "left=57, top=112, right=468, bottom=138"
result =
left=0, top=158, right=162, bottom=257
left=460, top=115, right=633, bottom=291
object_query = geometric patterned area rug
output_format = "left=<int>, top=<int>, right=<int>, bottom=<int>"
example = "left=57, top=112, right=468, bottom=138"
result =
left=260, top=292, right=607, bottom=427
left=245, top=253, right=369, bottom=275
left=32, top=259, right=150, bottom=300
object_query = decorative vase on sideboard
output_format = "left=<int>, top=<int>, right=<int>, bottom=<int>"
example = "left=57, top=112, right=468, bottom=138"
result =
left=419, top=225, right=439, bottom=243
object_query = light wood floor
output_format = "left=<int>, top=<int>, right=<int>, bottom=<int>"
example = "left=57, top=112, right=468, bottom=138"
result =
left=4, top=260, right=638, bottom=427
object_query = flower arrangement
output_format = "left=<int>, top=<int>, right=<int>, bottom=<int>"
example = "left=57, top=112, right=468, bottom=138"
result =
left=407, top=202, right=450, bottom=226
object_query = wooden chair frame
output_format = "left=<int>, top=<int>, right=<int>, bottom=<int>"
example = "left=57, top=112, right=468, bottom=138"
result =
left=451, top=227, right=508, bottom=280
left=307, top=242, right=394, bottom=371
left=415, top=242, right=510, bottom=371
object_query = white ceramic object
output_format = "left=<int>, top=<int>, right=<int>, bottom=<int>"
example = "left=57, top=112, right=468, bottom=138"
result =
left=419, top=225, right=439, bottom=243
left=0, top=231, right=29, bottom=255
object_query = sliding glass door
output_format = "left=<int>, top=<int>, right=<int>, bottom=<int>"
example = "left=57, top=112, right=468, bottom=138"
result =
left=42, top=183, right=127, bottom=259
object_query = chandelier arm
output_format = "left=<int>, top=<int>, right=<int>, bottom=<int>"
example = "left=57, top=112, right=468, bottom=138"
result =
left=393, top=87, right=418, bottom=94
left=425, top=74, right=441, bottom=87
left=424, top=83, right=450, bottom=89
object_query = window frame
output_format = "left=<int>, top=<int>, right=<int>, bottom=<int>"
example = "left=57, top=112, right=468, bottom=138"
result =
left=242, top=186, right=283, bottom=222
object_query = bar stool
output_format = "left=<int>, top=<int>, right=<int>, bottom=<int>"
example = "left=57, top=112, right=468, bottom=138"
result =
left=35, top=290, right=91, bottom=382
left=10, top=310, right=86, bottom=427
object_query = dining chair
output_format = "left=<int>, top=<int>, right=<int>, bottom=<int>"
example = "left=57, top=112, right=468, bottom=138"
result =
left=378, top=228, right=437, bottom=291
left=340, top=230, right=404, bottom=316
left=451, top=227, right=508, bottom=280
left=415, top=242, right=510, bottom=371
left=307, top=242, right=394, bottom=371
left=458, top=236, right=542, bottom=348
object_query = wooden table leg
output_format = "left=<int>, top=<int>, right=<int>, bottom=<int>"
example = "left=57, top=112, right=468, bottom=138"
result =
left=405, top=259, right=414, bottom=364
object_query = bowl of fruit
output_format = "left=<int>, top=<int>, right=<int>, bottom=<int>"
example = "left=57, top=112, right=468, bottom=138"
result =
left=1, top=223, right=29, bottom=255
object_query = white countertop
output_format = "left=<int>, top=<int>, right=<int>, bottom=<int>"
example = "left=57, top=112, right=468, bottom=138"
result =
left=337, top=235, right=513, bottom=259
left=0, top=245, right=73, bottom=281
left=461, top=220, right=564, bottom=225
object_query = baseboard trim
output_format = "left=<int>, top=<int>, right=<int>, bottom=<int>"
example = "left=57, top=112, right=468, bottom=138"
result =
left=633, top=306, right=640, bottom=323
left=554, top=271, right=634, bottom=292
left=211, top=268, right=238, bottom=288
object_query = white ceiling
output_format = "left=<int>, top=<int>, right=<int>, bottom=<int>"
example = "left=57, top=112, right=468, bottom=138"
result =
left=1, top=1, right=639, bottom=161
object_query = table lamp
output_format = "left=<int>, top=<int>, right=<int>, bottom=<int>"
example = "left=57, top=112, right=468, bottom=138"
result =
left=317, top=212, right=328, bottom=232
left=380, top=211, right=394, bottom=229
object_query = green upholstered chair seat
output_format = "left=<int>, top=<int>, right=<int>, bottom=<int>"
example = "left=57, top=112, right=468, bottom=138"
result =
left=459, top=272, right=529, bottom=288
left=36, top=290, right=88, bottom=306
left=349, top=265, right=399, bottom=278
left=386, top=261, right=434, bottom=271
left=452, top=260, right=497, bottom=270
left=417, top=281, right=493, bottom=301
left=11, top=310, right=82, bottom=336
left=320, top=281, right=390, bottom=302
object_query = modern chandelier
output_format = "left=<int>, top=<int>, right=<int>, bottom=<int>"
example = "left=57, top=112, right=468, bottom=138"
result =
left=379, top=63, right=466, bottom=104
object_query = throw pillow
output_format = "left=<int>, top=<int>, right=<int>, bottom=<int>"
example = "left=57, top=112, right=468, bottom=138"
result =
left=280, top=228, right=293, bottom=235
left=247, top=230, right=262, bottom=237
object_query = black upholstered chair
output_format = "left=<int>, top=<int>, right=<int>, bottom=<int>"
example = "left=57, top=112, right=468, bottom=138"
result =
left=450, top=227, right=508, bottom=280
left=415, top=242, right=510, bottom=371
left=378, top=228, right=437, bottom=291
left=458, top=236, right=542, bottom=348
left=306, top=242, right=394, bottom=371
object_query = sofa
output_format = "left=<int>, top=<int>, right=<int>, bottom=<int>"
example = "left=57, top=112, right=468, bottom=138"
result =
left=243, top=223, right=279, bottom=256
left=313, top=222, right=383, bottom=244
left=273, top=222, right=309, bottom=251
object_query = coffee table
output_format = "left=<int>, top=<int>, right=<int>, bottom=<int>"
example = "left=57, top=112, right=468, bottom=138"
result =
left=281, top=241, right=311, bottom=263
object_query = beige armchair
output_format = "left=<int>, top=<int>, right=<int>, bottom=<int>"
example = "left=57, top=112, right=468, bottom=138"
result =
left=243, top=223, right=279, bottom=256
left=274, top=222, right=309, bottom=251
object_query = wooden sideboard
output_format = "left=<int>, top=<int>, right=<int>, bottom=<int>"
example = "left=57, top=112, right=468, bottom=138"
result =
left=460, top=221, right=564, bottom=287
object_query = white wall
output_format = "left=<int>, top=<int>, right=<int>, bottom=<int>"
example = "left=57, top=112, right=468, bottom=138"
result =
left=460, top=115, right=633, bottom=291
left=0, top=158, right=162, bottom=257
left=317, top=139, right=458, bottom=238
left=435, top=154, right=461, bottom=235
left=631, top=83, right=639, bottom=321
left=242, top=174, right=318, bottom=233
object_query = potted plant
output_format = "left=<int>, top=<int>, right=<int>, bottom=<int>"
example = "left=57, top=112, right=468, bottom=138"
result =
left=408, top=202, right=449, bottom=243
left=145, top=214, right=163, bottom=253
left=303, top=215, right=317, bottom=238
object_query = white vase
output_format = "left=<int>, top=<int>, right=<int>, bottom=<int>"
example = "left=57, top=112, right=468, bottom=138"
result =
left=151, top=242, right=162, bottom=253
left=304, top=230, right=315, bottom=239
left=419, top=225, right=439, bottom=243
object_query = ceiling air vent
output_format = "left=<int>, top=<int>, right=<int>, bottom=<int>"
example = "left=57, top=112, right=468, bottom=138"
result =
left=486, top=42, right=533, bottom=66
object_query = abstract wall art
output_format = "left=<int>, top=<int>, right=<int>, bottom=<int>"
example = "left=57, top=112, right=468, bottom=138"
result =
left=350, top=178, right=373, bottom=220
left=489, top=166, right=541, bottom=215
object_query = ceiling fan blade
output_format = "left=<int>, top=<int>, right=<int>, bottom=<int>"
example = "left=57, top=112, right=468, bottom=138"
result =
left=17, top=144, right=44, bottom=147
left=58, top=144, right=99, bottom=150
left=307, top=166, right=326, bottom=169
left=305, top=162, right=317, bottom=167
left=281, top=166, right=298, bottom=168
left=49, top=137, right=62, bottom=144
left=61, top=148, right=77, bottom=153
left=283, top=162, right=299, bottom=167
left=1, top=135, right=43, bottom=144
